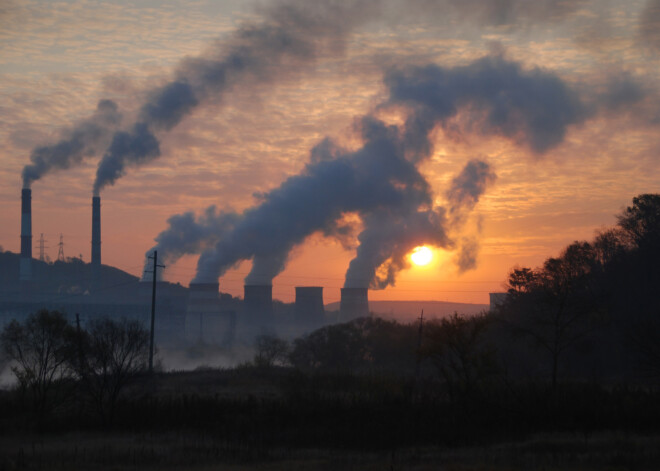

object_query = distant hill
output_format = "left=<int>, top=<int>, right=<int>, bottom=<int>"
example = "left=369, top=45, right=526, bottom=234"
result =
left=0, top=250, right=188, bottom=303
left=325, top=300, right=489, bottom=322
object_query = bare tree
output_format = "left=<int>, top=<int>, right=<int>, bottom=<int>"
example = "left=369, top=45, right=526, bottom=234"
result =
left=422, top=313, right=497, bottom=402
left=74, top=317, right=149, bottom=424
left=0, top=310, right=75, bottom=426
left=253, top=334, right=290, bottom=368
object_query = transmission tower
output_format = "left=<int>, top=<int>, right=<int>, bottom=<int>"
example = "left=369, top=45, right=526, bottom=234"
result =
left=37, top=233, right=49, bottom=261
left=57, top=234, right=65, bottom=262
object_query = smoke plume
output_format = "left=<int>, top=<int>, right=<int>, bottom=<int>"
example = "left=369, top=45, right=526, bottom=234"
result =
left=385, top=55, right=586, bottom=154
left=143, top=206, right=240, bottom=280
left=92, top=0, right=383, bottom=194
left=149, top=54, right=585, bottom=289
left=22, top=100, right=121, bottom=188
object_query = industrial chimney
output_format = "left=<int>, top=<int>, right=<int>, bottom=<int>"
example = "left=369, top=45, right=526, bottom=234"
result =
left=91, top=196, right=101, bottom=267
left=243, top=284, right=274, bottom=329
left=339, top=287, right=369, bottom=321
left=295, top=286, right=325, bottom=327
left=19, top=188, right=32, bottom=282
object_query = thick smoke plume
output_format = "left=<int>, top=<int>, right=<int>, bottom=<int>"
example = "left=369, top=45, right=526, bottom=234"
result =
left=143, top=207, right=240, bottom=280
left=22, top=100, right=121, bottom=188
left=385, top=55, right=586, bottom=154
left=92, top=0, right=382, bottom=195
left=148, top=54, right=583, bottom=289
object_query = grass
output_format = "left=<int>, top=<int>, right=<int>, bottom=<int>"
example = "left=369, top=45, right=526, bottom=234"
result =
left=2, top=431, right=660, bottom=470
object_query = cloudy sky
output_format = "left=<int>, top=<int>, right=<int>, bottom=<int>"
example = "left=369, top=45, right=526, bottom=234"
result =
left=1, top=0, right=659, bottom=304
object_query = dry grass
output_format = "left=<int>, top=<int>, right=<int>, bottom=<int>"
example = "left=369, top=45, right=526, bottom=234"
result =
left=2, top=431, right=660, bottom=470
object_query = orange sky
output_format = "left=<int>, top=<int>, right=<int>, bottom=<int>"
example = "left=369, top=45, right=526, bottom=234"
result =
left=1, top=0, right=659, bottom=304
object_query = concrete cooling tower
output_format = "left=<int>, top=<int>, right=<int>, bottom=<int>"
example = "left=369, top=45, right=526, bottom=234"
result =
left=243, top=284, right=274, bottom=329
left=185, top=282, right=235, bottom=346
left=339, top=287, right=369, bottom=321
left=294, top=286, right=325, bottom=328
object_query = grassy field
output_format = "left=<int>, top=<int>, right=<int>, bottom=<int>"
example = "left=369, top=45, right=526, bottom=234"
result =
left=2, top=431, right=660, bottom=470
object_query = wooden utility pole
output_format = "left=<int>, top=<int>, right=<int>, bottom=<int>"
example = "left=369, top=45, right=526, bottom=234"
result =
left=415, top=310, right=424, bottom=381
left=147, top=250, right=165, bottom=373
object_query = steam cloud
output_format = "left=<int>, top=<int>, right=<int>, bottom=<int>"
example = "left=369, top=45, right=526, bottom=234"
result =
left=92, top=0, right=383, bottom=195
left=147, top=54, right=587, bottom=289
left=22, top=100, right=121, bottom=188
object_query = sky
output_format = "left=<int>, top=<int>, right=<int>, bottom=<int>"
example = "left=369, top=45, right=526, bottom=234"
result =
left=1, top=0, right=659, bottom=305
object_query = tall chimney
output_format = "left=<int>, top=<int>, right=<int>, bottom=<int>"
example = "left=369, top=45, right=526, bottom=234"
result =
left=19, top=189, right=32, bottom=281
left=295, top=286, right=325, bottom=327
left=243, top=284, right=274, bottom=328
left=91, top=196, right=101, bottom=267
left=340, top=287, right=369, bottom=321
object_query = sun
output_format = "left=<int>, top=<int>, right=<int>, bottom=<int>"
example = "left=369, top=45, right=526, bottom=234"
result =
left=410, top=246, right=433, bottom=266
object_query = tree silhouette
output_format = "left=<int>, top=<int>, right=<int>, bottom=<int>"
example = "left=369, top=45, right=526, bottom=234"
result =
left=0, top=310, right=75, bottom=427
left=73, top=317, right=148, bottom=425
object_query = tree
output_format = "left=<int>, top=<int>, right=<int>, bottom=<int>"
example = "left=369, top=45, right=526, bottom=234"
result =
left=290, top=321, right=365, bottom=372
left=422, top=313, right=497, bottom=402
left=500, top=241, right=601, bottom=388
left=253, top=334, right=290, bottom=368
left=616, top=193, right=660, bottom=250
left=289, top=317, right=417, bottom=374
left=73, top=317, right=149, bottom=424
left=0, top=310, right=75, bottom=426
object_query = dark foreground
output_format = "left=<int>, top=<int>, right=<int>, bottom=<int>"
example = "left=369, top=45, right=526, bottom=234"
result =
left=2, top=431, right=660, bottom=470
left=2, top=367, right=660, bottom=470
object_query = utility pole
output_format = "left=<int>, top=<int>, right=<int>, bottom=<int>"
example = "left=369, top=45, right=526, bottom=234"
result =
left=415, top=310, right=424, bottom=381
left=147, top=250, right=165, bottom=373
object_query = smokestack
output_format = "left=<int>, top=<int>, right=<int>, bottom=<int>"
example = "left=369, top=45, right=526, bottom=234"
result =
left=295, top=286, right=325, bottom=327
left=340, top=287, right=369, bottom=321
left=243, top=284, right=274, bottom=328
left=91, top=196, right=101, bottom=267
left=20, top=189, right=32, bottom=281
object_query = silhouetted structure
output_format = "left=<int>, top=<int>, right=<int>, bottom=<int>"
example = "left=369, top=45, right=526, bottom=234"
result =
left=20, top=189, right=32, bottom=283
left=294, top=286, right=325, bottom=328
left=340, top=287, right=369, bottom=320
left=91, top=196, right=101, bottom=267
left=244, top=284, right=273, bottom=330
left=185, top=282, right=235, bottom=345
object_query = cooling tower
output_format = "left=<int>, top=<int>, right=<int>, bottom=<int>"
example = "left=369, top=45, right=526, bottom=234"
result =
left=243, top=284, right=274, bottom=327
left=295, top=286, right=325, bottom=327
left=185, top=282, right=235, bottom=345
left=339, top=287, right=369, bottom=321
left=20, top=189, right=32, bottom=281
left=91, top=196, right=101, bottom=267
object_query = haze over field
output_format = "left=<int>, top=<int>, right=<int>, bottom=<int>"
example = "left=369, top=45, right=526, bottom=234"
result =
left=1, top=0, right=659, bottom=303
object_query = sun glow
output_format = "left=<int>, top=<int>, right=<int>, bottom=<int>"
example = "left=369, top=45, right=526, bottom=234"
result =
left=410, top=246, right=433, bottom=266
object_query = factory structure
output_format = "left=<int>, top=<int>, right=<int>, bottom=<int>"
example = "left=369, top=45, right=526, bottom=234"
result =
left=3, top=189, right=371, bottom=347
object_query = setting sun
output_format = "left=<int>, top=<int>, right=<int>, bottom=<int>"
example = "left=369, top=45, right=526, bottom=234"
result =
left=410, top=246, right=433, bottom=266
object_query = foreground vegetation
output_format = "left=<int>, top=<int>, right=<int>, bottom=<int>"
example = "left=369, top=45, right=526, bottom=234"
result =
left=1, top=194, right=660, bottom=469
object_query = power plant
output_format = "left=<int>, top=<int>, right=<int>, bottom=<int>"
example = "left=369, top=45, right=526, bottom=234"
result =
left=3, top=188, right=374, bottom=347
